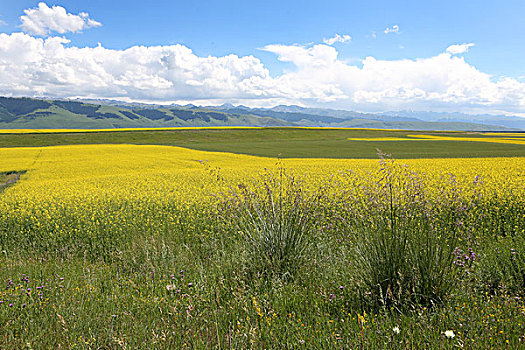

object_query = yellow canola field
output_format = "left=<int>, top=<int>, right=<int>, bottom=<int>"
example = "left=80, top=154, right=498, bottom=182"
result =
left=484, top=133, right=525, bottom=137
left=1, top=144, right=524, bottom=203
left=0, top=126, right=264, bottom=134
left=0, top=126, right=402, bottom=134
left=0, top=144, right=524, bottom=241
left=348, top=134, right=525, bottom=145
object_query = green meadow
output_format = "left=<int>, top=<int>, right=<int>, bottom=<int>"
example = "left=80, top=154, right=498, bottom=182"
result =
left=0, top=127, right=525, bottom=349
left=0, top=127, right=524, bottom=158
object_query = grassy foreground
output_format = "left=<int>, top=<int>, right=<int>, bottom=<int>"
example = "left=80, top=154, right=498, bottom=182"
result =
left=0, top=143, right=524, bottom=348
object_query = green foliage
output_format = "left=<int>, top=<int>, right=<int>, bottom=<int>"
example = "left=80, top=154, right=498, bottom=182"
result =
left=479, top=235, right=525, bottom=296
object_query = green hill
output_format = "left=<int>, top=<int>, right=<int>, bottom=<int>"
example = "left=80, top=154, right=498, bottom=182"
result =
left=0, top=97, right=287, bottom=129
left=0, top=96, right=516, bottom=131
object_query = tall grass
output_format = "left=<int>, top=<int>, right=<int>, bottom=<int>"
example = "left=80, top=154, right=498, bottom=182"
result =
left=337, top=154, right=481, bottom=309
left=218, top=167, right=322, bottom=281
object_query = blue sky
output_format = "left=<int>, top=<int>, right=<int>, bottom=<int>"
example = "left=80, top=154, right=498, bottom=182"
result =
left=0, top=1, right=524, bottom=114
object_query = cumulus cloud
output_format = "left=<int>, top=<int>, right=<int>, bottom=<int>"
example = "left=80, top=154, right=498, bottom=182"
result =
left=446, top=43, right=475, bottom=55
left=0, top=32, right=523, bottom=114
left=323, top=33, right=352, bottom=45
left=258, top=43, right=525, bottom=113
left=20, top=2, right=101, bottom=36
left=384, top=25, right=400, bottom=34
left=0, top=32, right=308, bottom=104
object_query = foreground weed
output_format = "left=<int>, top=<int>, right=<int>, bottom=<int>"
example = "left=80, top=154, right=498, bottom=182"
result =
left=219, top=167, right=322, bottom=282
left=340, top=153, right=480, bottom=309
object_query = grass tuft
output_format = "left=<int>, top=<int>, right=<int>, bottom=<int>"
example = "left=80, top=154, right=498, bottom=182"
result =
left=219, top=166, right=321, bottom=282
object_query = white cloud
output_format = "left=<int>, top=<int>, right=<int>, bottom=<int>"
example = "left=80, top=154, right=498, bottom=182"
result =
left=0, top=20, right=7, bottom=26
left=384, top=25, right=400, bottom=34
left=446, top=43, right=475, bottom=55
left=260, top=43, right=525, bottom=113
left=20, top=2, right=101, bottom=36
left=0, top=32, right=523, bottom=114
left=323, top=33, right=352, bottom=45
left=0, top=32, right=292, bottom=103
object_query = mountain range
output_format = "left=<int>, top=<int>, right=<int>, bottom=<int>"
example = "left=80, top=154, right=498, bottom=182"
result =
left=0, top=96, right=524, bottom=131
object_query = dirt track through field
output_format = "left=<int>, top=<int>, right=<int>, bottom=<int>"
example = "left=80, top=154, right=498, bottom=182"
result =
left=0, top=172, right=22, bottom=191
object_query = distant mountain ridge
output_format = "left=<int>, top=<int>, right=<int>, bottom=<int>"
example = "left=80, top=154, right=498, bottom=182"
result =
left=0, top=96, right=522, bottom=131
left=379, top=110, right=525, bottom=130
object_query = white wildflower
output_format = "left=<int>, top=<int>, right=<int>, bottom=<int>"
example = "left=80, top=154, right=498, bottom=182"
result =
left=444, top=330, right=455, bottom=339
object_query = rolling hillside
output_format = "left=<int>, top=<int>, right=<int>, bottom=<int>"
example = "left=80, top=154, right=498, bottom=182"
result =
left=0, top=96, right=518, bottom=131
left=0, top=97, right=286, bottom=129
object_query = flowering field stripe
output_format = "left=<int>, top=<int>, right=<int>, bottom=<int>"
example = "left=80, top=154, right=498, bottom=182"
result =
left=348, top=134, right=525, bottom=145
left=0, top=126, right=265, bottom=134
left=0, top=143, right=523, bottom=207
left=484, top=133, right=525, bottom=137
left=0, top=126, right=431, bottom=134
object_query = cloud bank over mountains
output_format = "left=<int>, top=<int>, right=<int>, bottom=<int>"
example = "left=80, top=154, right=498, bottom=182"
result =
left=0, top=3, right=523, bottom=115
